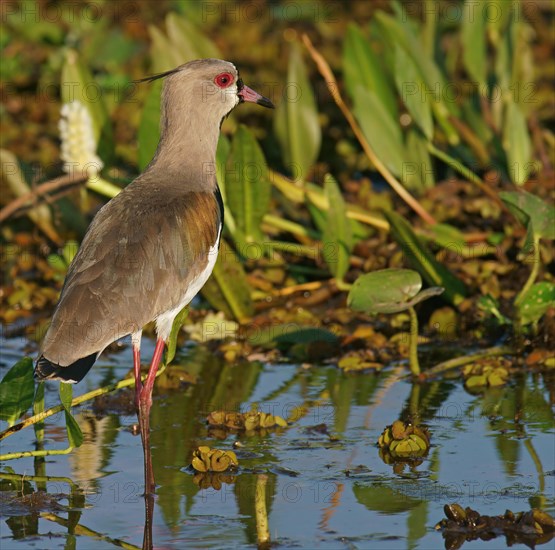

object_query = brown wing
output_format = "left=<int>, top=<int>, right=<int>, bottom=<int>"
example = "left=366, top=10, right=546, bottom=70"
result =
left=40, top=180, right=222, bottom=366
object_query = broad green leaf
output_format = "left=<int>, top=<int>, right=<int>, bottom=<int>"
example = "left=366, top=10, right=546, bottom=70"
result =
left=322, top=174, right=353, bottom=281
left=307, top=197, right=370, bottom=242
left=518, top=282, right=555, bottom=325
left=166, top=13, right=221, bottom=61
left=307, top=202, right=326, bottom=234
left=461, top=99, right=493, bottom=147
left=353, top=86, right=405, bottom=176
left=201, top=239, right=254, bottom=322
left=166, top=307, right=189, bottom=365
left=425, top=223, right=466, bottom=252
left=403, top=128, right=435, bottom=192
left=487, top=0, right=514, bottom=48
left=247, top=324, right=338, bottom=348
left=62, top=240, right=79, bottom=265
left=215, top=135, right=237, bottom=235
left=0, top=357, right=34, bottom=426
left=137, top=78, right=163, bottom=171
left=384, top=211, right=467, bottom=305
left=461, top=0, right=487, bottom=86
left=64, top=410, right=84, bottom=448
left=274, top=327, right=339, bottom=346
left=274, top=43, right=321, bottom=182
left=395, top=44, right=433, bottom=140
left=500, top=191, right=555, bottom=240
left=511, top=20, right=535, bottom=114
left=59, top=382, right=73, bottom=410
left=349, top=268, right=421, bottom=313
left=216, top=135, right=231, bottom=192
left=33, top=382, right=45, bottom=442
left=348, top=269, right=443, bottom=314
left=59, top=383, right=83, bottom=448
left=375, top=11, right=459, bottom=144
left=502, top=102, right=533, bottom=185
left=226, top=125, right=271, bottom=246
left=343, top=23, right=397, bottom=119
left=148, top=25, right=182, bottom=73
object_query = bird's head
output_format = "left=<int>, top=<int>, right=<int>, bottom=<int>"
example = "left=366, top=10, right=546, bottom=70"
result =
left=139, top=59, right=274, bottom=128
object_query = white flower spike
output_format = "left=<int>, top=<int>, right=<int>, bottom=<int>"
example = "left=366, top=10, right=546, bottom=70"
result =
left=59, top=101, right=103, bottom=178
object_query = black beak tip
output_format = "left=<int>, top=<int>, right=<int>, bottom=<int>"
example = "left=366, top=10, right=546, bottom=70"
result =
left=257, top=96, right=275, bottom=109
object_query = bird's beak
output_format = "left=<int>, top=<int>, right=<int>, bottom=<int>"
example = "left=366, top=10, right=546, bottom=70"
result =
left=238, top=83, right=274, bottom=109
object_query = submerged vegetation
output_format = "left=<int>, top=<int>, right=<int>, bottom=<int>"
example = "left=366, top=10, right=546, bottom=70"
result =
left=0, top=1, right=554, bottom=548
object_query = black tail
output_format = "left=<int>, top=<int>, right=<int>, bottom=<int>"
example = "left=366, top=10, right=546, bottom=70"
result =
left=35, top=353, right=97, bottom=383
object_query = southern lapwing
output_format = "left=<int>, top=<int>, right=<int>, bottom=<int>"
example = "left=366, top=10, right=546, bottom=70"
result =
left=34, top=59, right=274, bottom=492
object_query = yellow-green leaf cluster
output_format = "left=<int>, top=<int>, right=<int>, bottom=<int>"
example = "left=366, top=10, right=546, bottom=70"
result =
left=463, top=360, right=510, bottom=388
left=207, top=406, right=288, bottom=432
left=191, top=446, right=238, bottom=473
left=378, top=420, right=430, bottom=458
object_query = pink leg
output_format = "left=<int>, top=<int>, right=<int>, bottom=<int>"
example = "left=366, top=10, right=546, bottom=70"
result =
left=141, top=338, right=165, bottom=403
left=133, top=344, right=142, bottom=412
left=138, top=338, right=166, bottom=495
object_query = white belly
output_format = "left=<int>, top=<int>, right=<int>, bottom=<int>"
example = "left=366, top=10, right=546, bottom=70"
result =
left=155, top=226, right=221, bottom=341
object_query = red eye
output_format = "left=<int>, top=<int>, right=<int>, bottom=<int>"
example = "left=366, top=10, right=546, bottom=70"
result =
left=214, top=72, right=234, bottom=88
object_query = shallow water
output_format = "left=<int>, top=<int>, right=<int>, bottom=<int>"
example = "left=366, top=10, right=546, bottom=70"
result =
left=1, top=333, right=554, bottom=549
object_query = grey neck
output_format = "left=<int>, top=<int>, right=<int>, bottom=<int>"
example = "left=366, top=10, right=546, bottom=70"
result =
left=145, top=90, right=221, bottom=191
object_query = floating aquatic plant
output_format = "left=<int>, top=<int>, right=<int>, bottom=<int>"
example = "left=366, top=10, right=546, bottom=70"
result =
left=191, top=446, right=239, bottom=473
left=378, top=420, right=430, bottom=459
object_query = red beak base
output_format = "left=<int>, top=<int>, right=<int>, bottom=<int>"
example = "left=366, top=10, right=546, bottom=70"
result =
left=238, top=84, right=274, bottom=109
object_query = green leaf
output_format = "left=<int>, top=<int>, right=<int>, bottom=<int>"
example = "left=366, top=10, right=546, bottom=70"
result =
left=201, top=239, right=254, bottom=322
left=394, top=44, right=433, bottom=140
left=59, top=382, right=72, bottom=410
left=461, top=0, right=487, bottom=86
left=500, top=190, right=555, bottom=240
left=137, top=78, right=163, bottom=171
left=0, top=357, right=34, bottom=426
left=215, top=135, right=237, bottom=236
left=349, top=268, right=421, bottom=313
left=322, top=174, right=353, bottom=281
left=148, top=15, right=220, bottom=74
left=352, top=86, right=405, bottom=176
left=375, top=11, right=459, bottom=145
left=148, top=25, right=182, bottom=73
left=226, top=125, right=271, bottom=247
left=274, top=43, right=321, bottom=182
left=403, top=128, right=435, bottom=193
left=343, top=23, right=397, bottom=119
left=348, top=269, right=443, bottom=314
left=247, top=324, right=338, bottom=348
left=47, top=254, right=67, bottom=272
left=274, top=327, right=339, bottom=346
left=503, top=102, right=532, bottom=185
left=425, top=223, right=466, bottom=252
left=64, top=410, right=84, bottom=448
left=166, top=13, right=221, bottom=61
left=166, top=307, right=189, bottom=365
left=384, top=211, right=467, bottom=305
left=216, top=135, right=231, bottom=192
left=33, top=382, right=45, bottom=442
left=62, top=240, right=79, bottom=265
left=59, top=383, right=83, bottom=448
left=518, top=282, right=555, bottom=325
left=477, top=294, right=510, bottom=325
